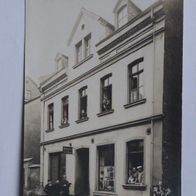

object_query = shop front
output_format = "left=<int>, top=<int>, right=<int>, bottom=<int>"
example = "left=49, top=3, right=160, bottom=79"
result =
left=42, top=122, right=162, bottom=196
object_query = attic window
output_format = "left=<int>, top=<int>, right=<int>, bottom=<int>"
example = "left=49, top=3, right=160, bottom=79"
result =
left=81, top=24, right=85, bottom=30
left=117, top=5, right=128, bottom=28
left=76, top=41, right=82, bottom=63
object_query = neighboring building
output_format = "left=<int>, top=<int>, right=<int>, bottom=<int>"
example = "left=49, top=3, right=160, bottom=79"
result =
left=24, top=77, right=41, bottom=193
left=25, top=76, right=40, bottom=103
left=24, top=76, right=41, bottom=163
left=39, top=0, right=182, bottom=196
left=24, top=158, right=40, bottom=190
left=24, top=158, right=33, bottom=190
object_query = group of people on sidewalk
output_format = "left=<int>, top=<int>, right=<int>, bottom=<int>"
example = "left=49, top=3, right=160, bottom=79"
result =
left=44, top=175, right=71, bottom=196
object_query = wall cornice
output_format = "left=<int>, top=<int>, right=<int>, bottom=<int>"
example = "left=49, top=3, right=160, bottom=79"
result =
left=40, top=114, right=164, bottom=146
left=97, top=9, right=164, bottom=55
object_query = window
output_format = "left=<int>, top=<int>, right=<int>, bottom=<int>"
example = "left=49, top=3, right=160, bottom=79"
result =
left=128, top=58, right=144, bottom=103
left=76, top=41, right=82, bottom=63
left=118, top=5, right=128, bottom=28
left=84, top=34, right=91, bottom=58
left=49, top=152, right=66, bottom=183
left=127, top=140, right=144, bottom=185
left=98, top=144, right=115, bottom=192
left=79, top=86, right=88, bottom=119
left=101, top=74, right=112, bottom=112
left=48, top=103, right=54, bottom=130
left=61, top=96, right=69, bottom=125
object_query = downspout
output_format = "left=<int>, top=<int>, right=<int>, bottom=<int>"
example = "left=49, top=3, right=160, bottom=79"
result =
left=41, top=94, right=45, bottom=187
left=150, top=6, right=156, bottom=190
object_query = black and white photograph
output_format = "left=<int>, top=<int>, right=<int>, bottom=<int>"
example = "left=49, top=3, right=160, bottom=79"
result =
left=24, top=0, right=183, bottom=196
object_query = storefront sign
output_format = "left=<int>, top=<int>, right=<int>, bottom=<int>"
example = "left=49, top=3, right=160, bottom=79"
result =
left=63, top=146, right=73, bottom=154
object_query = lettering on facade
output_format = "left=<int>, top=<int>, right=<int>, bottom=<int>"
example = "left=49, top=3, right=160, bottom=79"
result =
left=63, top=146, right=73, bottom=154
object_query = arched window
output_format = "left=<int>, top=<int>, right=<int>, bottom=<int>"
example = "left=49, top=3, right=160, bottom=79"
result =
left=117, top=5, right=128, bottom=28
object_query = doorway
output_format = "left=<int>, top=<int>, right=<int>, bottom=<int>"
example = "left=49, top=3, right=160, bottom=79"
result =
left=75, top=148, right=89, bottom=196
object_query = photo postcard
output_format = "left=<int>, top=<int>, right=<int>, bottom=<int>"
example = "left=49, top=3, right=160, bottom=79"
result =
left=23, top=0, right=183, bottom=195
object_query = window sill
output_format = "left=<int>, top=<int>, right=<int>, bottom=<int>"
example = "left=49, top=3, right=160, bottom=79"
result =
left=93, top=191, right=117, bottom=196
left=124, top=99, right=146, bottom=109
left=97, top=109, right=114, bottom=117
left=122, top=184, right=146, bottom=191
left=73, top=54, right=93, bottom=69
left=75, top=117, right=89, bottom=124
left=59, top=123, right=70, bottom=129
left=45, top=128, right=54, bottom=133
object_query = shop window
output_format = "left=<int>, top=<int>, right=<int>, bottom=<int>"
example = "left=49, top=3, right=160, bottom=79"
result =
left=98, top=144, right=115, bottom=192
left=101, top=74, right=112, bottom=112
left=49, top=152, right=66, bottom=183
left=79, top=86, right=88, bottom=119
left=118, top=5, right=128, bottom=28
left=127, top=140, right=144, bottom=185
left=128, top=58, right=144, bottom=103
left=84, top=33, right=91, bottom=58
left=61, top=96, right=69, bottom=125
left=48, top=103, right=54, bottom=130
left=76, top=41, right=82, bottom=63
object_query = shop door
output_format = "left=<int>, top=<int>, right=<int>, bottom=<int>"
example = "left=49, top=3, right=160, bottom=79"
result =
left=49, top=152, right=66, bottom=183
left=75, top=148, right=89, bottom=196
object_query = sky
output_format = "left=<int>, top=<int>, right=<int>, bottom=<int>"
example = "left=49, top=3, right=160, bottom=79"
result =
left=26, top=0, right=157, bottom=84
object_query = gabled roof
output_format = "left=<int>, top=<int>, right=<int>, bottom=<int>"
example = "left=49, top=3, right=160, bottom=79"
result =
left=67, top=8, right=114, bottom=46
left=113, top=0, right=141, bottom=13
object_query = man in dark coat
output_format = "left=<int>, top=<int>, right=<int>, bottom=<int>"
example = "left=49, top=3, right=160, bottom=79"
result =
left=60, top=175, right=71, bottom=196
left=44, top=179, right=53, bottom=196
left=53, top=179, right=61, bottom=196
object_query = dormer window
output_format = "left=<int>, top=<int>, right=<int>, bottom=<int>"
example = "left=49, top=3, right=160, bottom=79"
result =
left=117, top=5, right=128, bottom=28
left=113, top=0, right=141, bottom=29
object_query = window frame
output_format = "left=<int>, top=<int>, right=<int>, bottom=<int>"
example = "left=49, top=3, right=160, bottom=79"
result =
left=84, top=33, right=91, bottom=58
left=100, top=73, right=113, bottom=113
left=123, top=138, right=146, bottom=189
left=97, top=144, right=115, bottom=192
left=75, top=40, right=82, bottom=64
left=61, top=96, right=69, bottom=125
left=48, top=103, right=54, bottom=131
left=78, top=86, right=88, bottom=120
left=128, top=58, right=144, bottom=104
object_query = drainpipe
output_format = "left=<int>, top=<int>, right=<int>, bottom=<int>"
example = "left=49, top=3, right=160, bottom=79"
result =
left=150, top=6, right=156, bottom=191
left=41, top=95, right=46, bottom=186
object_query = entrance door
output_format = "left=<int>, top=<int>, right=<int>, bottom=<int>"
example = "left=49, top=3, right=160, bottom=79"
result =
left=75, top=148, right=89, bottom=196
left=49, top=152, right=66, bottom=183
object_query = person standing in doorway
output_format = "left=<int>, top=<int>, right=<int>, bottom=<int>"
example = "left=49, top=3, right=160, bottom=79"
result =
left=44, top=179, right=53, bottom=196
left=60, top=175, right=71, bottom=196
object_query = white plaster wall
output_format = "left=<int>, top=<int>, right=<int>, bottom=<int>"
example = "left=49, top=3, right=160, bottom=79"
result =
left=41, top=32, right=164, bottom=142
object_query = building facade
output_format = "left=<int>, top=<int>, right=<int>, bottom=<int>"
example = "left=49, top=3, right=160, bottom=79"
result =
left=39, top=0, right=182, bottom=196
